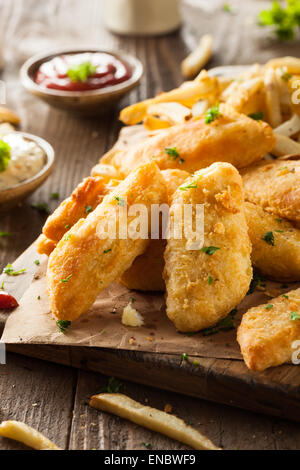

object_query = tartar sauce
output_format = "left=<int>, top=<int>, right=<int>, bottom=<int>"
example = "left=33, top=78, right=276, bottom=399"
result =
left=0, top=133, right=45, bottom=191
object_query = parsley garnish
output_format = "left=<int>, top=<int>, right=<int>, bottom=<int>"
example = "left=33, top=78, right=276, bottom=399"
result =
left=282, top=294, right=289, bottom=299
left=61, top=274, right=72, bottom=283
left=3, top=264, right=26, bottom=276
left=223, top=3, right=232, bottom=13
left=281, top=70, right=292, bottom=81
left=181, top=352, right=188, bottom=361
left=258, top=0, right=300, bottom=41
left=262, top=231, right=275, bottom=246
left=247, top=272, right=266, bottom=294
left=141, top=442, right=152, bottom=449
left=290, top=312, right=300, bottom=321
left=100, top=377, right=123, bottom=393
left=31, top=202, right=50, bottom=214
left=203, top=308, right=238, bottom=336
left=201, top=246, right=220, bottom=256
left=65, top=224, right=70, bottom=229
left=103, top=249, right=111, bottom=254
left=114, top=196, right=126, bottom=206
left=85, top=205, right=93, bottom=214
left=50, top=192, right=59, bottom=200
left=0, top=281, right=4, bottom=290
left=64, top=234, right=71, bottom=241
left=205, top=104, right=221, bottom=124
left=0, top=139, right=11, bottom=172
left=56, top=320, right=71, bottom=333
left=265, top=304, right=274, bottom=310
left=0, top=231, right=11, bottom=237
left=208, top=275, right=213, bottom=285
left=248, top=111, right=264, bottom=121
left=165, top=147, right=180, bottom=161
left=34, top=260, right=40, bottom=266
left=67, top=61, right=97, bottom=83
left=179, top=178, right=199, bottom=191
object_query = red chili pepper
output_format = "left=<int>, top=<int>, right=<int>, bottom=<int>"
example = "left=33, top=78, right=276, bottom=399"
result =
left=0, top=291, right=19, bottom=310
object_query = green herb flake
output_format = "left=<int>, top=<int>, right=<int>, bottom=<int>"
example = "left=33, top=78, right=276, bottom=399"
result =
left=258, top=0, right=300, bottom=41
left=64, top=234, right=72, bottom=241
left=34, top=260, right=40, bottom=266
left=0, top=231, right=11, bottom=238
left=165, top=147, right=180, bottom=160
left=113, top=196, right=126, bottom=206
left=201, top=246, right=220, bottom=256
left=0, top=139, right=11, bottom=172
left=56, top=320, right=71, bottom=333
left=61, top=274, right=72, bottom=283
left=129, top=297, right=135, bottom=303
left=193, top=360, right=200, bottom=366
left=205, top=103, right=221, bottom=124
left=31, top=202, right=50, bottom=214
left=181, top=352, right=188, bottom=361
left=248, top=111, right=264, bottom=121
left=262, top=231, right=275, bottom=246
left=179, top=158, right=185, bottom=164
left=65, top=224, right=71, bottom=229
left=208, top=275, right=213, bottom=285
left=282, top=294, right=289, bottom=299
left=203, top=308, right=237, bottom=336
left=0, top=281, right=4, bottom=290
left=276, top=218, right=283, bottom=223
left=141, top=442, right=152, bottom=449
left=281, top=70, right=292, bottom=81
left=3, top=264, right=26, bottom=276
left=290, top=311, right=300, bottom=321
left=67, top=61, right=97, bottom=83
left=223, top=3, right=232, bottom=13
left=265, top=304, right=274, bottom=310
left=50, top=192, right=59, bottom=200
left=103, top=249, right=111, bottom=254
left=85, top=205, right=93, bottom=214
left=37, top=295, right=41, bottom=300
left=100, top=377, right=123, bottom=393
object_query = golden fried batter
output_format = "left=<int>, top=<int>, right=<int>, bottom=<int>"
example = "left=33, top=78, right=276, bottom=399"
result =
left=245, top=202, right=300, bottom=281
left=237, top=288, right=300, bottom=371
left=241, top=159, right=300, bottom=223
left=47, top=162, right=167, bottom=321
left=43, top=177, right=120, bottom=243
left=36, top=234, right=56, bottom=256
left=102, top=109, right=275, bottom=177
left=164, top=162, right=252, bottom=332
left=119, top=169, right=190, bottom=292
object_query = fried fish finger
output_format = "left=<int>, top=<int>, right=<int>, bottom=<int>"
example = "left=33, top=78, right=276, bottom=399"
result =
left=103, top=109, right=275, bottom=177
left=237, top=288, right=300, bottom=371
left=47, top=162, right=167, bottom=321
left=36, top=234, right=56, bottom=256
left=164, top=162, right=252, bottom=332
left=245, top=202, right=300, bottom=282
left=241, top=159, right=300, bottom=223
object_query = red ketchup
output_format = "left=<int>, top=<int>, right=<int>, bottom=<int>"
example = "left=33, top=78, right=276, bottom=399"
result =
left=0, top=291, right=19, bottom=310
left=34, top=52, right=132, bottom=92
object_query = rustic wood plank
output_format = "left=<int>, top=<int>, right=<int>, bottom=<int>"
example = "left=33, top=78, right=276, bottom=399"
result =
left=0, top=351, right=77, bottom=449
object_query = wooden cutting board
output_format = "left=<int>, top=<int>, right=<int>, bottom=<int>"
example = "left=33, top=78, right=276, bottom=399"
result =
left=1, top=245, right=300, bottom=423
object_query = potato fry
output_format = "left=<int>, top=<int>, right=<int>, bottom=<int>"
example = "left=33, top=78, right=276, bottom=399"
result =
left=144, top=115, right=171, bottom=131
left=264, top=68, right=282, bottom=127
left=0, top=421, right=61, bottom=450
left=90, top=163, right=120, bottom=180
left=274, top=113, right=300, bottom=137
left=147, top=102, right=192, bottom=124
left=266, top=56, right=300, bottom=74
left=272, top=133, right=300, bottom=157
left=181, top=34, right=213, bottom=79
left=119, top=72, right=218, bottom=125
left=224, top=77, right=264, bottom=115
left=89, top=393, right=220, bottom=450
left=0, top=106, right=20, bottom=125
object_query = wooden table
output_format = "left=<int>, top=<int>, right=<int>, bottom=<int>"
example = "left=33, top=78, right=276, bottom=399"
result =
left=0, top=0, right=300, bottom=450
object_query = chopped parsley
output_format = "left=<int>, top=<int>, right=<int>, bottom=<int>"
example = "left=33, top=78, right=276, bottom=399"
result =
left=103, top=249, right=111, bottom=254
left=0, top=231, right=11, bottom=237
left=65, top=224, right=71, bottom=229
left=181, top=352, right=188, bottom=361
left=0, top=139, right=11, bottom=172
left=247, top=272, right=266, bottom=294
left=67, top=61, right=97, bottom=83
left=265, top=304, right=274, bottom=310
left=281, top=70, right=292, bottom=81
left=205, top=104, right=221, bottom=124
left=141, top=442, right=152, bottom=449
left=223, top=3, right=232, bottom=13
left=85, top=205, right=93, bottom=214
left=34, top=260, right=40, bottom=266
left=179, top=178, right=199, bottom=191
left=262, top=231, right=275, bottom=246
left=282, top=294, right=289, bottom=299
left=248, top=111, right=264, bottom=121
left=37, top=295, right=41, bottom=300
left=100, top=377, right=123, bottom=393
left=129, top=297, right=135, bottom=303
left=56, top=320, right=71, bottom=333
left=114, top=196, right=126, bottom=206
left=201, top=246, right=220, bottom=256
left=290, top=311, right=300, bottom=321
left=61, top=274, right=72, bottom=283
left=0, top=281, right=4, bottom=290
left=276, top=218, right=283, bottom=223
left=3, top=264, right=26, bottom=276
left=50, top=192, right=59, bottom=200
left=31, top=202, right=50, bottom=214
left=203, top=308, right=238, bottom=336
left=258, top=0, right=300, bottom=41
left=64, top=234, right=72, bottom=241
left=165, top=147, right=180, bottom=160
left=208, top=275, right=213, bottom=285
left=193, top=360, right=200, bottom=366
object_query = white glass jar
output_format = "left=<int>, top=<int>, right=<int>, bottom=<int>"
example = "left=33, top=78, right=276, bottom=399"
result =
left=104, top=0, right=181, bottom=36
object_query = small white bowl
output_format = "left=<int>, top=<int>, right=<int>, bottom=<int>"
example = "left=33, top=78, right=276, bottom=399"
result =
left=20, top=47, right=144, bottom=116
left=0, top=131, right=55, bottom=211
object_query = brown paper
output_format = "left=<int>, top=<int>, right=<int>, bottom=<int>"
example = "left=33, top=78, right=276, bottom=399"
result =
left=2, top=260, right=298, bottom=359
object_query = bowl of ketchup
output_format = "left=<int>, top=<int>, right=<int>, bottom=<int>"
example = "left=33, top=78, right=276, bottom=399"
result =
left=20, top=48, right=143, bottom=115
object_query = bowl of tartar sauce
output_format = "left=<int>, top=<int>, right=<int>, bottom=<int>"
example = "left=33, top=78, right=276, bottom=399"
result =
left=0, top=131, right=55, bottom=210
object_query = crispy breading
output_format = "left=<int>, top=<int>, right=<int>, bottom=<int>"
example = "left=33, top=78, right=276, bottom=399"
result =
left=245, top=202, right=300, bottom=281
left=237, top=288, right=300, bottom=371
left=36, top=234, right=56, bottom=256
left=102, top=109, right=275, bottom=177
left=43, top=177, right=120, bottom=243
left=164, top=162, right=252, bottom=332
left=47, top=162, right=167, bottom=321
left=119, top=169, right=189, bottom=292
left=241, top=159, right=300, bottom=223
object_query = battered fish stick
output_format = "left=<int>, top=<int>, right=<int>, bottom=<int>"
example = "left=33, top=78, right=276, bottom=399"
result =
left=36, top=234, right=56, bottom=256
left=102, top=109, right=275, bottom=177
left=237, top=288, right=300, bottom=371
left=47, top=162, right=167, bottom=321
left=245, top=202, right=300, bottom=282
left=164, top=162, right=252, bottom=332
left=120, top=169, right=190, bottom=291
left=241, top=160, right=300, bottom=223
left=43, top=177, right=120, bottom=243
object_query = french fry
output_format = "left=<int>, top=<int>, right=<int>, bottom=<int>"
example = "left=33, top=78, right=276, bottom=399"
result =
left=0, top=106, right=20, bottom=125
left=143, top=115, right=171, bottom=130
left=266, top=56, right=300, bottom=74
left=0, top=421, right=61, bottom=450
left=181, top=34, right=213, bottom=79
left=192, top=99, right=210, bottom=116
left=119, top=73, right=218, bottom=125
left=224, top=77, right=264, bottom=114
left=147, top=102, right=192, bottom=124
left=264, top=68, right=282, bottom=128
left=272, top=133, right=300, bottom=157
left=274, top=113, right=300, bottom=137
left=90, top=393, right=221, bottom=450
left=90, top=163, right=120, bottom=180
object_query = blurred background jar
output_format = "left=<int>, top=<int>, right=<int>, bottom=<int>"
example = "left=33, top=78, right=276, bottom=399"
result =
left=104, top=0, right=181, bottom=36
